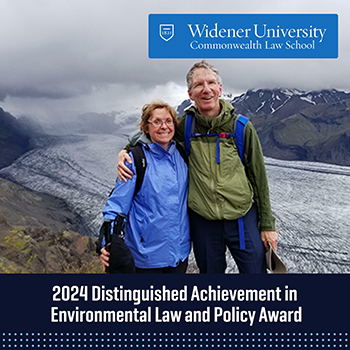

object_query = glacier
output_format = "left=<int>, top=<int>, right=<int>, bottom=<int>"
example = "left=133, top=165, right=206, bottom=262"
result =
left=1, top=128, right=349, bottom=274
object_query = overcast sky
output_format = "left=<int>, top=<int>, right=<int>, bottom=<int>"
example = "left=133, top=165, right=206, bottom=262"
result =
left=0, top=0, right=349, bottom=120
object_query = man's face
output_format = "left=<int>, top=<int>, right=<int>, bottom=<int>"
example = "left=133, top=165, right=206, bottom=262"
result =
left=188, top=68, right=222, bottom=117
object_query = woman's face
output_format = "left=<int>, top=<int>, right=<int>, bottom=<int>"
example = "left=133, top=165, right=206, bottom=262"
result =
left=146, top=108, right=175, bottom=150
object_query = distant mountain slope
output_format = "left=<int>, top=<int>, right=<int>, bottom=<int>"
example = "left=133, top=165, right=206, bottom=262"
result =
left=0, top=108, right=33, bottom=168
left=35, top=112, right=121, bottom=135
left=0, top=107, right=126, bottom=169
left=231, top=88, right=350, bottom=121
left=0, top=176, right=89, bottom=233
left=230, top=89, right=350, bottom=165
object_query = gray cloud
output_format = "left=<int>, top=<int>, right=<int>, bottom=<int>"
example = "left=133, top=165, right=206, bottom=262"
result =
left=0, top=0, right=349, bottom=118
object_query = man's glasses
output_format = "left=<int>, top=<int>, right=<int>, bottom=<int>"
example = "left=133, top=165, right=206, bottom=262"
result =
left=148, top=118, right=174, bottom=127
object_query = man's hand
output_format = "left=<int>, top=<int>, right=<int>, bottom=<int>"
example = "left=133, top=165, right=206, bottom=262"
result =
left=100, top=247, right=110, bottom=272
left=117, top=150, right=133, bottom=182
left=261, top=230, right=278, bottom=251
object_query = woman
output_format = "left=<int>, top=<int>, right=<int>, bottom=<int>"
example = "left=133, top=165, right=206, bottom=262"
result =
left=99, top=101, right=190, bottom=273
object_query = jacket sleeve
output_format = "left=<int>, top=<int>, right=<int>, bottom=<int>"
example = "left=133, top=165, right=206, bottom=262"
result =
left=244, top=122, right=276, bottom=231
left=102, top=153, right=137, bottom=221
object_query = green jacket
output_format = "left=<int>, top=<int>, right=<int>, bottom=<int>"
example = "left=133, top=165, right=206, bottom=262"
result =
left=175, top=99, right=275, bottom=231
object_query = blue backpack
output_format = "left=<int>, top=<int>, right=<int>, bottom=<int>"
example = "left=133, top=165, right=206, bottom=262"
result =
left=184, top=113, right=250, bottom=250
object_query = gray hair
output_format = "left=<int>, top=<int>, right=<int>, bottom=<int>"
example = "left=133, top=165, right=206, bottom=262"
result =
left=186, top=60, right=222, bottom=91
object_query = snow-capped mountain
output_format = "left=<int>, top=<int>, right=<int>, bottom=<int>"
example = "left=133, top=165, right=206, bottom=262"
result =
left=230, top=88, right=350, bottom=119
left=229, top=88, right=350, bottom=165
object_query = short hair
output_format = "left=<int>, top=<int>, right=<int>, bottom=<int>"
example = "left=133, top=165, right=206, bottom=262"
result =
left=186, top=60, right=222, bottom=91
left=139, top=101, right=178, bottom=133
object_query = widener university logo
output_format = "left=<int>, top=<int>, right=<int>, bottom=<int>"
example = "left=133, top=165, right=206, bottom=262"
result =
left=159, top=24, right=174, bottom=41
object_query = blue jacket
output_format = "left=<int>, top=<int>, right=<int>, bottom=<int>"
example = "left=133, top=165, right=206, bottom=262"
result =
left=102, top=141, right=190, bottom=269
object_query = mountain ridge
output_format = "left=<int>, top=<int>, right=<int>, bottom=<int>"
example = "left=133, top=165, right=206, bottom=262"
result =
left=0, top=108, right=34, bottom=168
left=230, top=88, right=350, bottom=165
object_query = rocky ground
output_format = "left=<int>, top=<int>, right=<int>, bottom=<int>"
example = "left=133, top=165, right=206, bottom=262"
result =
left=0, top=177, right=101, bottom=273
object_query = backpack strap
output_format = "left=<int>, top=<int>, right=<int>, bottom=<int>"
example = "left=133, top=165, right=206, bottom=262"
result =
left=175, top=142, right=189, bottom=165
left=184, top=113, right=196, bottom=156
left=234, top=115, right=249, bottom=166
left=129, top=144, right=148, bottom=197
left=184, top=112, right=222, bottom=162
left=233, top=115, right=249, bottom=251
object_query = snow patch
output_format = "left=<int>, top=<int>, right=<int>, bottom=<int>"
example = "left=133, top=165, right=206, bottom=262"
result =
left=300, top=96, right=316, bottom=105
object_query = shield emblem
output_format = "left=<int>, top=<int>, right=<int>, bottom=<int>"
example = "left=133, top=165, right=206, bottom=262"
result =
left=159, top=24, right=174, bottom=41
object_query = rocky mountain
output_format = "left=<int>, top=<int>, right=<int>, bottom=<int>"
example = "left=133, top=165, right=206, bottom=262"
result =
left=0, top=177, right=100, bottom=273
left=230, top=88, right=350, bottom=165
left=231, top=88, right=350, bottom=120
left=176, top=99, right=193, bottom=116
left=0, top=107, right=134, bottom=170
left=0, top=108, right=34, bottom=169
left=177, top=88, right=350, bottom=166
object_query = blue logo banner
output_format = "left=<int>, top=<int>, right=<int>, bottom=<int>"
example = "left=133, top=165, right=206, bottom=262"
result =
left=149, top=14, right=338, bottom=59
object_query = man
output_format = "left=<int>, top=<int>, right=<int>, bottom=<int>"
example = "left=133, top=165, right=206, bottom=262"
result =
left=116, top=60, right=278, bottom=273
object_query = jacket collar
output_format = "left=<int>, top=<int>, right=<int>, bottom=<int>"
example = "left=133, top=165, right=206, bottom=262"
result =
left=147, top=140, right=177, bottom=158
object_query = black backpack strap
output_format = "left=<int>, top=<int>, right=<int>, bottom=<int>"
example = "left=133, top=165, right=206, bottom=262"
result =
left=175, top=142, right=188, bottom=165
left=184, top=113, right=196, bottom=156
left=130, top=144, right=147, bottom=196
